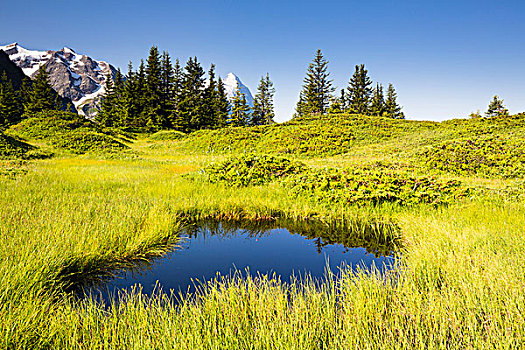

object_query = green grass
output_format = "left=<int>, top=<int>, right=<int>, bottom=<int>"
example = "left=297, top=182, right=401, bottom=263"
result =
left=1, top=113, right=525, bottom=349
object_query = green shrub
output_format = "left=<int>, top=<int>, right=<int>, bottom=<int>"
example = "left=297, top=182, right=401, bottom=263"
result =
left=51, top=130, right=129, bottom=155
left=285, top=167, right=470, bottom=206
left=419, top=135, right=525, bottom=178
left=0, top=132, right=35, bottom=159
left=203, top=154, right=306, bottom=187
left=149, top=130, right=186, bottom=141
left=7, top=111, right=130, bottom=155
left=7, top=111, right=92, bottom=140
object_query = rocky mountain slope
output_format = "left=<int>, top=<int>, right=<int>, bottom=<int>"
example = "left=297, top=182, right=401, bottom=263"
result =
left=0, top=49, right=76, bottom=112
left=0, top=43, right=116, bottom=117
left=0, top=50, right=29, bottom=90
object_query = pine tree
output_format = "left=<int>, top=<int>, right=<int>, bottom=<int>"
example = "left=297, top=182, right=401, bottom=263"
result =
left=160, top=51, right=175, bottom=128
left=98, top=73, right=116, bottom=126
left=339, top=89, right=348, bottom=112
left=0, top=72, right=23, bottom=127
left=297, top=49, right=334, bottom=117
left=135, top=60, right=148, bottom=127
left=145, top=46, right=162, bottom=129
left=228, top=87, right=251, bottom=127
left=384, top=84, right=404, bottom=119
left=202, top=64, right=218, bottom=129
left=370, top=83, right=386, bottom=117
left=19, top=78, right=32, bottom=110
left=326, top=95, right=343, bottom=114
left=25, top=65, right=57, bottom=114
left=294, top=91, right=307, bottom=119
left=169, top=58, right=186, bottom=131
left=111, top=68, right=126, bottom=126
left=118, top=61, right=137, bottom=127
left=215, top=77, right=230, bottom=128
left=252, top=73, right=276, bottom=125
left=178, top=57, right=205, bottom=131
left=485, top=95, right=509, bottom=118
left=347, top=64, right=372, bottom=115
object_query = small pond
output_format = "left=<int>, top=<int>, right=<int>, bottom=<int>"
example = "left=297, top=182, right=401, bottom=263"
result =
left=92, top=220, right=400, bottom=299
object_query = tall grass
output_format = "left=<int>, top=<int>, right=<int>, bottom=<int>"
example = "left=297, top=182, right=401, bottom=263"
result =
left=4, top=201, right=523, bottom=349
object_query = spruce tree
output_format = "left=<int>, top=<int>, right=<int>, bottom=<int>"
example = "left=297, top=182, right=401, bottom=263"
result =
left=297, top=49, right=334, bottom=117
left=98, top=73, right=116, bottom=126
left=120, top=61, right=137, bottom=127
left=111, top=69, right=126, bottom=126
left=160, top=51, right=175, bottom=128
left=326, top=95, right=343, bottom=114
left=0, top=72, right=23, bottom=127
left=25, top=65, right=57, bottom=114
left=178, top=57, right=205, bottom=131
left=347, top=64, right=372, bottom=115
left=215, top=77, right=230, bottom=128
left=134, top=60, right=148, bottom=127
left=252, top=73, right=276, bottom=125
left=228, top=87, right=250, bottom=127
left=370, top=83, right=386, bottom=117
left=384, top=84, right=404, bottom=119
left=339, top=89, right=347, bottom=112
left=485, top=95, right=509, bottom=118
left=202, top=64, right=218, bottom=129
left=145, top=46, right=162, bottom=129
left=169, top=58, right=186, bottom=131
left=294, top=91, right=307, bottom=119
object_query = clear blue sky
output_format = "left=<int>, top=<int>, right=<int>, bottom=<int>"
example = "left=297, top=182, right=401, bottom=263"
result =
left=1, top=0, right=524, bottom=122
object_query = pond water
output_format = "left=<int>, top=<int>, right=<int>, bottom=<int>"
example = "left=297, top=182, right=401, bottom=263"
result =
left=93, top=220, right=399, bottom=299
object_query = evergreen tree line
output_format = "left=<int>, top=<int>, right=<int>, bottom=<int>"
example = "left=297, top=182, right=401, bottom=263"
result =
left=98, top=46, right=276, bottom=131
left=0, top=66, right=68, bottom=128
left=295, top=49, right=404, bottom=119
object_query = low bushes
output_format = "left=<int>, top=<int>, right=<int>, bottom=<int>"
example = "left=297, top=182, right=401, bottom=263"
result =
left=285, top=167, right=470, bottom=206
left=149, top=130, right=186, bottom=141
left=7, top=111, right=129, bottom=155
left=419, top=135, right=525, bottom=178
left=0, top=132, right=34, bottom=159
left=7, top=111, right=91, bottom=140
left=201, top=154, right=470, bottom=206
left=203, top=154, right=306, bottom=186
left=51, top=131, right=129, bottom=155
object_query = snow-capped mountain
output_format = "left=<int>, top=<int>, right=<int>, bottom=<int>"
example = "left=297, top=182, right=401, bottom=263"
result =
left=222, top=73, right=254, bottom=107
left=0, top=43, right=116, bottom=117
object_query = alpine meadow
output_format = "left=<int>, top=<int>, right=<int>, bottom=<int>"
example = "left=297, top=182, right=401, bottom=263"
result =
left=1, top=1, right=525, bottom=349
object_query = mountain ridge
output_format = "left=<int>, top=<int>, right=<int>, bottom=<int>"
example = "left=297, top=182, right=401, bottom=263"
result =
left=0, top=42, right=116, bottom=116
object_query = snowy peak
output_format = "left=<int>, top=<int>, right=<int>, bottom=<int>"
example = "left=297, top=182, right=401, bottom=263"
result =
left=222, top=72, right=254, bottom=107
left=0, top=42, right=117, bottom=117
left=0, top=42, right=51, bottom=77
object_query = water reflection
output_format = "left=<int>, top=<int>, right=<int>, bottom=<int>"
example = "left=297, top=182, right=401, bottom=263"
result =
left=90, top=218, right=401, bottom=298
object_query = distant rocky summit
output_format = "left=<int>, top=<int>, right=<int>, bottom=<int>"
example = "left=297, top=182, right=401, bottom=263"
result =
left=221, top=72, right=254, bottom=107
left=0, top=43, right=116, bottom=117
